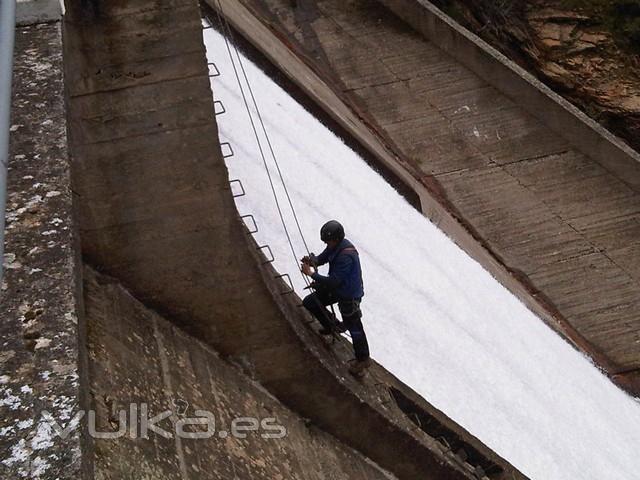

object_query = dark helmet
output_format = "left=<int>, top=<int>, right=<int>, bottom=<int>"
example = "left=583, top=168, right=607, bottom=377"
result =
left=320, top=220, right=345, bottom=242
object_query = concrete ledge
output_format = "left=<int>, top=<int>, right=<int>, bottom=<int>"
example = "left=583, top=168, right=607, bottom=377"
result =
left=1, top=21, right=89, bottom=479
left=613, top=369, right=640, bottom=396
left=378, top=0, right=640, bottom=191
left=16, top=0, right=62, bottom=26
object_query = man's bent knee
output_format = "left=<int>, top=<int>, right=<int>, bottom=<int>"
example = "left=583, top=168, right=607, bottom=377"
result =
left=302, top=294, right=316, bottom=311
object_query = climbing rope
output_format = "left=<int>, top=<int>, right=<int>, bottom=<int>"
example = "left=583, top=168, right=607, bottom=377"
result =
left=215, top=3, right=312, bottom=257
left=207, top=7, right=351, bottom=339
left=208, top=3, right=312, bottom=288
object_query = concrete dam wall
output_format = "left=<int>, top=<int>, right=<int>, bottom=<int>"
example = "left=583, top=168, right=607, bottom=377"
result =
left=2, top=0, right=639, bottom=478
left=57, top=0, right=526, bottom=478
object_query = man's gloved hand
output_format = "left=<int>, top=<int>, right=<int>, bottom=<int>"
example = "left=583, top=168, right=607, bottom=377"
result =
left=301, top=262, right=315, bottom=277
left=301, top=253, right=317, bottom=266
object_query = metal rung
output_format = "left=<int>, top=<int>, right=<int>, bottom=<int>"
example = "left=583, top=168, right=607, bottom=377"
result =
left=208, top=62, right=220, bottom=77
left=214, top=100, right=226, bottom=115
left=220, top=142, right=234, bottom=158
left=275, top=273, right=294, bottom=295
left=257, top=245, right=274, bottom=264
left=240, top=214, right=258, bottom=234
left=385, top=386, right=400, bottom=406
left=437, top=436, right=451, bottom=451
left=411, top=413, right=422, bottom=428
left=229, top=179, right=245, bottom=198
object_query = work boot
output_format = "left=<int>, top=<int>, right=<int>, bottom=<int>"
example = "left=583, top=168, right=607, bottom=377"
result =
left=318, top=327, right=337, bottom=347
left=348, top=358, right=371, bottom=377
left=318, top=327, right=333, bottom=335
left=319, top=318, right=342, bottom=336
left=334, top=321, right=347, bottom=334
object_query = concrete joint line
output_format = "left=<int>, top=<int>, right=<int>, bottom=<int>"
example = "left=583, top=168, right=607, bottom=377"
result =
left=152, top=317, right=191, bottom=480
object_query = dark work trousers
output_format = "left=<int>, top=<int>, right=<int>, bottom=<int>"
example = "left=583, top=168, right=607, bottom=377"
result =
left=302, top=289, right=370, bottom=361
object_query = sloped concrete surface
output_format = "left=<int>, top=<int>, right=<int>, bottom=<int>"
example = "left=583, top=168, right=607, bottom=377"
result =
left=226, top=0, right=640, bottom=395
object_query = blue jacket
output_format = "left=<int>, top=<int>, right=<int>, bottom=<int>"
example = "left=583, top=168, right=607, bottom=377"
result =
left=311, top=238, right=364, bottom=299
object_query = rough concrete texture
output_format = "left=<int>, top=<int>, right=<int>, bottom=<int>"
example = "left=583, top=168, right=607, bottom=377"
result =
left=83, top=265, right=395, bottom=480
left=16, top=0, right=63, bottom=26
left=62, top=0, right=526, bottom=478
left=0, top=23, right=87, bottom=479
left=228, top=0, right=640, bottom=395
left=62, top=0, right=273, bottom=360
left=378, top=0, right=640, bottom=190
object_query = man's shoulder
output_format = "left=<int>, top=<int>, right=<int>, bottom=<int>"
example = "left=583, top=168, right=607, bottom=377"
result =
left=341, top=238, right=356, bottom=249
left=337, top=240, right=359, bottom=260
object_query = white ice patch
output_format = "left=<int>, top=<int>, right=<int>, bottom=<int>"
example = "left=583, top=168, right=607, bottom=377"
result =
left=17, top=419, right=34, bottom=430
left=1, top=439, right=29, bottom=466
left=20, top=386, right=33, bottom=395
left=52, top=396, right=76, bottom=421
left=3, top=253, right=22, bottom=270
left=31, top=456, right=50, bottom=477
left=31, top=420, right=54, bottom=451
left=26, top=194, right=43, bottom=209
left=34, top=338, right=51, bottom=350
left=0, top=388, right=22, bottom=410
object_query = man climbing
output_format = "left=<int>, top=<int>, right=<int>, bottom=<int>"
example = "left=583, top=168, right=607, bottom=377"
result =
left=300, top=220, right=371, bottom=377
